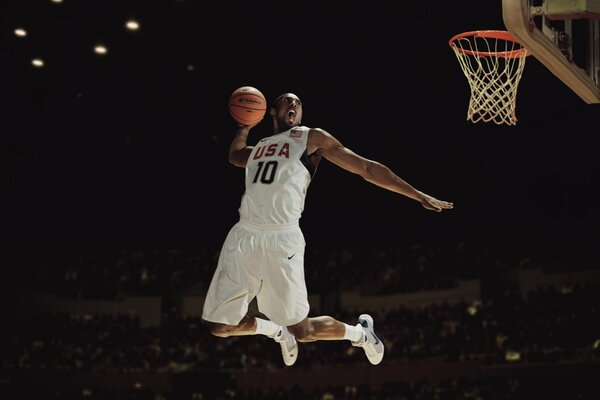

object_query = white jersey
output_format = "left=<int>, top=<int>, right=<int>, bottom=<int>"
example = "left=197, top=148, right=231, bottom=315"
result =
left=239, top=126, right=315, bottom=225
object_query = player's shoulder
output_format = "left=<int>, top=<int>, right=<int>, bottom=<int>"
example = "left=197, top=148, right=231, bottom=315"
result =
left=306, top=127, right=330, bottom=137
left=307, top=127, right=339, bottom=152
left=307, top=127, right=334, bottom=141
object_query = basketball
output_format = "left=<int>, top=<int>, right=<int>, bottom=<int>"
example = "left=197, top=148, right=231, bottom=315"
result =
left=228, top=86, right=267, bottom=126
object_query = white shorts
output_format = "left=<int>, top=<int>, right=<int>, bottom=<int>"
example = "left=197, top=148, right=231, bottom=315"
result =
left=201, top=220, right=309, bottom=327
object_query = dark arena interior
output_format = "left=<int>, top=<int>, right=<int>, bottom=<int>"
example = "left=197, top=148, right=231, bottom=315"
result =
left=2, top=0, right=599, bottom=398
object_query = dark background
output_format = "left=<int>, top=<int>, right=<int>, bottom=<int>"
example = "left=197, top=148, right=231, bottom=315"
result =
left=2, top=0, right=599, bottom=256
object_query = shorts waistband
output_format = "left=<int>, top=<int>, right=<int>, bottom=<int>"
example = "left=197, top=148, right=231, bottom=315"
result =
left=238, top=219, right=300, bottom=231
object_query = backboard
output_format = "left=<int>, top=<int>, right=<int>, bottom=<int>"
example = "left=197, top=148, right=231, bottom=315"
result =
left=502, top=0, right=600, bottom=103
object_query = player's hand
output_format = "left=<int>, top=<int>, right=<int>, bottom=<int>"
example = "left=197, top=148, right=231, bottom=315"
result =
left=420, top=194, right=453, bottom=212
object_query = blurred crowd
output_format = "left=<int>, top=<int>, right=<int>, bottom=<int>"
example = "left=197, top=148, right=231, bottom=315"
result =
left=1, top=238, right=598, bottom=399
left=4, top=239, right=544, bottom=299
left=3, top=283, right=599, bottom=373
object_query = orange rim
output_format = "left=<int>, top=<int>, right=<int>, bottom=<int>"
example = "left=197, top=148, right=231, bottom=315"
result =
left=449, top=30, right=529, bottom=58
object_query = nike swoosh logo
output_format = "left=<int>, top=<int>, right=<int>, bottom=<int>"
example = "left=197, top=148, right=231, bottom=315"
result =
left=371, top=332, right=380, bottom=345
left=287, top=254, right=295, bottom=260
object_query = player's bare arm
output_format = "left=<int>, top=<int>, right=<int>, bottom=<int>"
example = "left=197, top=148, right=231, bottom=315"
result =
left=307, top=128, right=453, bottom=212
left=228, top=125, right=255, bottom=168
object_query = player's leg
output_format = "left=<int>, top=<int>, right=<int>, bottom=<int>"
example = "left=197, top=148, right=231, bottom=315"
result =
left=202, top=224, right=277, bottom=336
left=287, top=315, right=353, bottom=341
left=259, top=226, right=384, bottom=365
left=204, top=222, right=299, bottom=366
left=208, top=315, right=270, bottom=337
left=208, top=316, right=297, bottom=366
left=252, top=225, right=311, bottom=366
left=288, top=315, right=385, bottom=365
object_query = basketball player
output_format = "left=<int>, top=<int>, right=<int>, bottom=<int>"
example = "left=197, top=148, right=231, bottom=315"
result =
left=202, top=92, right=453, bottom=367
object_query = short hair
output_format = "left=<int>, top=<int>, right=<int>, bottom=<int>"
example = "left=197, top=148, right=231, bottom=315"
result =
left=271, top=94, right=285, bottom=108
left=271, top=93, right=301, bottom=108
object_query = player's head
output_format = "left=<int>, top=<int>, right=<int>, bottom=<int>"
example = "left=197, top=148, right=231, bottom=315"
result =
left=270, top=93, right=302, bottom=133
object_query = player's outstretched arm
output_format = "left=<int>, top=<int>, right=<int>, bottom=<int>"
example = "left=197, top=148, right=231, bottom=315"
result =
left=308, top=128, right=453, bottom=212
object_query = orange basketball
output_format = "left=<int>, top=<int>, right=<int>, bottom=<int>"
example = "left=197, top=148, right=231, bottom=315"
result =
left=228, top=86, right=267, bottom=126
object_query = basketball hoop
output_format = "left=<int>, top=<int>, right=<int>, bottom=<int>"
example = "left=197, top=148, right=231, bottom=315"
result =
left=449, top=30, right=530, bottom=126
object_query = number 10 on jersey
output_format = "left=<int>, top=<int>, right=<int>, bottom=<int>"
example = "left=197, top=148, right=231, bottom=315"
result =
left=252, top=161, right=278, bottom=184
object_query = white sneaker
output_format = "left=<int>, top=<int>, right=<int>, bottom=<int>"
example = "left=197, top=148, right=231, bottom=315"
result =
left=273, top=326, right=298, bottom=366
left=351, top=314, right=384, bottom=365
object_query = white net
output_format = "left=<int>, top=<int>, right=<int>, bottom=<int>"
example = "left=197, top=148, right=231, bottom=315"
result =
left=449, top=30, right=529, bottom=126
